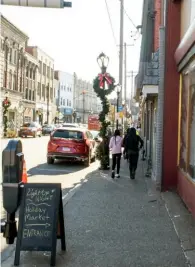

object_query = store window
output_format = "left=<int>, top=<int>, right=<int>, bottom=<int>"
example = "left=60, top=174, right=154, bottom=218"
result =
left=179, top=66, right=195, bottom=180
left=188, top=83, right=195, bottom=179
left=179, top=73, right=189, bottom=170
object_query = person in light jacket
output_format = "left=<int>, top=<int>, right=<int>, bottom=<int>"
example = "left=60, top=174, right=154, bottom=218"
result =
left=109, top=129, right=123, bottom=178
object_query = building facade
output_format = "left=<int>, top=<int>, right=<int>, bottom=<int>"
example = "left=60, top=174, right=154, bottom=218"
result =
left=73, top=72, right=102, bottom=124
left=26, top=46, right=56, bottom=125
left=136, top=0, right=195, bottom=217
left=174, top=0, right=195, bottom=216
left=54, top=71, right=73, bottom=123
left=0, top=15, right=29, bottom=135
left=135, top=0, right=160, bottom=181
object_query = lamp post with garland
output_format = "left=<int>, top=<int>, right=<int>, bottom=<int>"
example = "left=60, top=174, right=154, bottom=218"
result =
left=2, top=92, right=11, bottom=137
left=93, top=52, right=116, bottom=169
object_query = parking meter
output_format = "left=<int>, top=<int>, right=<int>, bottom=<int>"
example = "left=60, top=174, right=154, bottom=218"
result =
left=1, top=139, right=24, bottom=244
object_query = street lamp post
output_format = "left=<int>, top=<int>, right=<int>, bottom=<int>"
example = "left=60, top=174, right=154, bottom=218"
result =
left=97, top=52, right=109, bottom=75
left=73, top=109, right=76, bottom=123
left=2, top=92, right=11, bottom=137
left=115, top=84, right=121, bottom=130
left=46, top=83, right=49, bottom=124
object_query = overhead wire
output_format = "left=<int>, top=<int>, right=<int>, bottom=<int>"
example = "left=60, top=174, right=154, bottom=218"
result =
left=120, top=1, right=137, bottom=30
left=104, top=0, right=119, bottom=57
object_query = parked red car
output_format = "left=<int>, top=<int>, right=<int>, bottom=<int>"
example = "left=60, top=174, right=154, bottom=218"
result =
left=19, top=122, right=42, bottom=138
left=47, top=127, right=96, bottom=166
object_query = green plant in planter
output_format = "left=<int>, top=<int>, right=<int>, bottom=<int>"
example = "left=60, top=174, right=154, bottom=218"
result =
left=93, top=73, right=115, bottom=169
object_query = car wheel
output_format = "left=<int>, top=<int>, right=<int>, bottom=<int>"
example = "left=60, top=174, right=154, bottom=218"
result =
left=84, top=152, right=91, bottom=167
left=47, top=157, right=54, bottom=164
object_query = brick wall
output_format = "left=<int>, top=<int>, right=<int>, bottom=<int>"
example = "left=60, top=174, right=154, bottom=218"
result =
left=154, top=0, right=161, bottom=51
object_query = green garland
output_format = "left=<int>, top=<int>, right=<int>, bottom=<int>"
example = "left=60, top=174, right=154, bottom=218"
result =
left=2, top=98, right=11, bottom=137
left=93, top=73, right=115, bottom=168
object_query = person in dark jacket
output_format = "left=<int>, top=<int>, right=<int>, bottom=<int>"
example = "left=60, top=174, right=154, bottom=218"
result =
left=125, top=127, right=144, bottom=179
left=123, top=128, right=131, bottom=160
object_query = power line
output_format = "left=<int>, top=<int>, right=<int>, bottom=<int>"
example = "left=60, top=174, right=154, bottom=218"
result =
left=120, top=1, right=137, bottom=30
left=104, top=0, right=118, bottom=48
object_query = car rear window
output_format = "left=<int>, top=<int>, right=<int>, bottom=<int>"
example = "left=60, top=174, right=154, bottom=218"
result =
left=52, top=130, right=83, bottom=139
left=22, top=123, right=35, bottom=127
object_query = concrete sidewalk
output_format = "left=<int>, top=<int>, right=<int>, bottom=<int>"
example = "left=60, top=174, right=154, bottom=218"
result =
left=1, top=159, right=192, bottom=267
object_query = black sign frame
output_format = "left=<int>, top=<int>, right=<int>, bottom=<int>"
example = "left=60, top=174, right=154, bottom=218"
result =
left=14, top=183, right=66, bottom=266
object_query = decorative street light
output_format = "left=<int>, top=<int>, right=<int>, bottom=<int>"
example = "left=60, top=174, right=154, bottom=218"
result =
left=97, top=52, right=109, bottom=74
left=115, top=84, right=121, bottom=129
left=94, top=52, right=115, bottom=170
left=72, top=109, right=77, bottom=123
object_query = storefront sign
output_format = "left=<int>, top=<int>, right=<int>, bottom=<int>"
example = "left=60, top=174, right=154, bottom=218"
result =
left=63, top=108, right=73, bottom=115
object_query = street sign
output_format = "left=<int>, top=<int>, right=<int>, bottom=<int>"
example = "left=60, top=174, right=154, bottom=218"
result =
left=119, top=112, right=123, bottom=118
left=118, top=106, right=123, bottom=112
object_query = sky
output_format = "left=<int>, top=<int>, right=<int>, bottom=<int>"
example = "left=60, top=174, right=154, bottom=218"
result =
left=0, top=0, right=143, bottom=98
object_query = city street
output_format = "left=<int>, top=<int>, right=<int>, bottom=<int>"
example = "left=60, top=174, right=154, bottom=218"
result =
left=1, top=136, right=99, bottom=210
left=0, top=136, right=99, bottom=260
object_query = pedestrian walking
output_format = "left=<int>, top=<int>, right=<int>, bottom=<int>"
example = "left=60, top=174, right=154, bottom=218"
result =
left=125, top=127, right=144, bottom=179
left=123, top=128, right=130, bottom=160
left=109, top=129, right=123, bottom=178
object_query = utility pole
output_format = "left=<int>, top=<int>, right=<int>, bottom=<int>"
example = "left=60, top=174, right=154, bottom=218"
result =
left=46, top=83, right=49, bottom=124
left=124, top=43, right=127, bottom=106
left=130, top=71, right=134, bottom=100
left=119, top=0, right=124, bottom=105
left=82, top=92, right=85, bottom=124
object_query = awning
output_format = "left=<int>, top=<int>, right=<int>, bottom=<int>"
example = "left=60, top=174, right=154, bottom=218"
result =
left=142, top=85, right=158, bottom=97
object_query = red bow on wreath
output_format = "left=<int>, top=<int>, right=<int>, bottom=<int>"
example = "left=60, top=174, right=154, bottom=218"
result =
left=98, top=73, right=112, bottom=88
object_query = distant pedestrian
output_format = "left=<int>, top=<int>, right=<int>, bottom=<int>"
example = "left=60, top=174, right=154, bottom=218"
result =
left=125, top=127, right=143, bottom=179
left=109, top=129, right=123, bottom=178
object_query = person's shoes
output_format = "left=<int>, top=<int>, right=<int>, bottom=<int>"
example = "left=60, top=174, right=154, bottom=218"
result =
left=115, top=174, right=120, bottom=178
left=111, top=171, right=115, bottom=179
left=130, top=171, right=135, bottom=179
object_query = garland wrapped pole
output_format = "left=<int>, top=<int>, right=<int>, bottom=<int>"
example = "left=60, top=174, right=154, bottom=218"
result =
left=2, top=95, right=11, bottom=137
left=93, top=52, right=116, bottom=169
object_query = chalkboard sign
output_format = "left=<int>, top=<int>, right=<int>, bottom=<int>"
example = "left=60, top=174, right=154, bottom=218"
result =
left=14, top=183, right=66, bottom=266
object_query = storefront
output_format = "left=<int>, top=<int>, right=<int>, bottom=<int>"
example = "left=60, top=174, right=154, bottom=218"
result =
left=61, top=108, right=73, bottom=123
left=23, top=101, right=36, bottom=123
left=175, top=20, right=195, bottom=217
left=36, top=103, right=52, bottom=125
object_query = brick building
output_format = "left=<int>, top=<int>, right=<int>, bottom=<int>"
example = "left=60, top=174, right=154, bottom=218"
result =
left=136, top=0, right=195, bottom=217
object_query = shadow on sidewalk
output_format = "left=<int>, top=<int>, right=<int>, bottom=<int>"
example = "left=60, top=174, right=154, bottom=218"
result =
left=27, top=160, right=87, bottom=177
left=2, top=160, right=190, bottom=267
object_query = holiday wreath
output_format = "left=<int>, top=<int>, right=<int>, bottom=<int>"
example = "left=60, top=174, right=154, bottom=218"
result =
left=93, top=73, right=116, bottom=169
left=2, top=98, right=11, bottom=108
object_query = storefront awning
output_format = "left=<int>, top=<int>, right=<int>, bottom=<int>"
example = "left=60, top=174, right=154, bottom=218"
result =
left=142, top=85, right=158, bottom=97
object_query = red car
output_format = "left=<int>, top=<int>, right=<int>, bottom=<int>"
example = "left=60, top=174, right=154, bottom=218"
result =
left=19, top=122, right=42, bottom=138
left=47, top=127, right=96, bottom=166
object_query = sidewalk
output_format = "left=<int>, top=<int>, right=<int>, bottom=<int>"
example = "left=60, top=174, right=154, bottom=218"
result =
left=1, top=159, right=193, bottom=267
